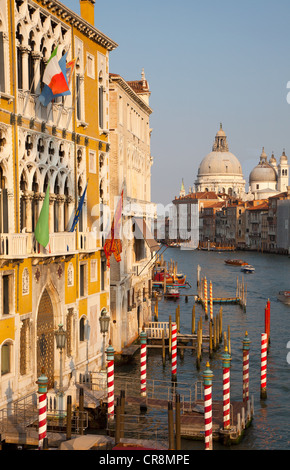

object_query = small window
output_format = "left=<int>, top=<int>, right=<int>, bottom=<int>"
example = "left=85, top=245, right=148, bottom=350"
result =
left=86, top=53, right=95, bottom=79
left=79, top=264, right=86, bottom=297
left=1, top=343, right=10, bottom=375
left=79, top=317, right=85, bottom=342
left=89, top=150, right=96, bottom=174
left=3, top=274, right=10, bottom=315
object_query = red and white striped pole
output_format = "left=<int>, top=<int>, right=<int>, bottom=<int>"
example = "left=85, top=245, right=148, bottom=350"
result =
left=222, top=346, right=231, bottom=429
left=242, top=331, right=251, bottom=402
left=260, top=333, right=268, bottom=399
left=209, top=281, right=213, bottom=321
left=171, top=322, right=177, bottom=381
left=140, top=327, right=147, bottom=396
left=203, top=362, right=214, bottom=450
left=204, top=277, right=208, bottom=318
left=36, top=369, right=48, bottom=450
left=106, top=340, right=115, bottom=421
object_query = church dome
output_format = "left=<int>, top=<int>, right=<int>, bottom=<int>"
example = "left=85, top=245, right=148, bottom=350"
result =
left=194, top=124, right=246, bottom=196
left=198, top=151, right=243, bottom=175
left=198, top=124, right=243, bottom=176
left=249, top=148, right=277, bottom=183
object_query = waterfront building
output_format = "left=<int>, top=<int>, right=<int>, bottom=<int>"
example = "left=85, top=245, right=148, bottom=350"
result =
left=194, top=124, right=246, bottom=197
left=245, top=201, right=269, bottom=251
left=249, top=148, right=289, bottom=200
left=172, top=191, right=223, bottom=242
left=108, top=71, right=157, bottom=352
left=267, top=188, right=290, bottom=253
left=0, top=0, right=117, bottom=409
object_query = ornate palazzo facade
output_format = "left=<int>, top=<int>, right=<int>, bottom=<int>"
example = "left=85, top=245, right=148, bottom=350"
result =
left=0, top=0, right=117, bottom=410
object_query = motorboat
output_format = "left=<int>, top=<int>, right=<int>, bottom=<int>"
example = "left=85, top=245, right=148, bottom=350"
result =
left=164, top=286, right=180, bottom=300
left=225, top=259, right=248, bottom=266
left=277, top=291, right=290, bottom=305
left=241, top=264, right=255, bottom=273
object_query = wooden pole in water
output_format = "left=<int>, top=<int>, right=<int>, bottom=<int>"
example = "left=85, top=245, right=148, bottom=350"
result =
left=115, top=397, right=121, bottom=445
left=175, top=394, right=181, bottom=450
left=213, top=317, right=216, bottom=350
left=120, top=390, right=125, bottom=437
left=219, top=307, right=223, bottom=343
left=265, top=299, right=271, bottom=350
left=192, top=305, right=196, bottom=334
left=203, top=362, right=214, bottom=450
left=168, top=401, right=175, bottom=450
left=209, top=320, right=213, bottom=358
left=260, top=333, right=268, bottom=399
left=228, top=325, right=231, bottom=356
left=242, top=332, right=251, bottom=402
left=197, top=264, right=201, bottom=287
left=162, top=328, right=166, bottom=366
left=66, top=395, right=72, bottom=441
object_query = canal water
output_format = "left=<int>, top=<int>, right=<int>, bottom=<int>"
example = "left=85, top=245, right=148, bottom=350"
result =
left=115, top=247, right=290, bottom=450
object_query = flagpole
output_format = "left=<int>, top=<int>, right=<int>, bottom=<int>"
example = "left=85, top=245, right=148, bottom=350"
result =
left=65, top=58, right=88, bottom=130
left=23, top=33, right=50, bottom=115
left=55, top=46, right=74, bottom=127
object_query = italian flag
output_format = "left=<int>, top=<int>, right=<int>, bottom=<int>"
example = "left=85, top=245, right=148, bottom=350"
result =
left=43, top=46, right=69, bottom=95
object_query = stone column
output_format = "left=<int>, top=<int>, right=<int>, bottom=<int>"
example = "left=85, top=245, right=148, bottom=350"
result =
left=49, top=194, right=55, bottom=233
left=19, top=46, right=30, bottom=92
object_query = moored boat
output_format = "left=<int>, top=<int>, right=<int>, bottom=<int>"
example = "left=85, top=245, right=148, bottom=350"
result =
left=164, top=286, right=180, bottom=300
left=241, top=264, right=255, bottom=273
left=225, top=259, right=248, bottom=266
left=153, top=270, right=187, bottom=286
left=277, top=291, right=290, bottom=305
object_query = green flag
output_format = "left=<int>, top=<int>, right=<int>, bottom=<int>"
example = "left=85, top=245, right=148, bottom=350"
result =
left=35, top=183, right=50, bottom=248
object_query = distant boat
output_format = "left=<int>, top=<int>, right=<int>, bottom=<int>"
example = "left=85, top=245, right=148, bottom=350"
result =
left=241, top=264, right=255, bottom=273
left=180, top=240, right=198, bottom=250
left=164, top=286, right=180, bottom=300
left=225, top=259, right=248, bottom=266
left=277, top=291, right=290, bottom=305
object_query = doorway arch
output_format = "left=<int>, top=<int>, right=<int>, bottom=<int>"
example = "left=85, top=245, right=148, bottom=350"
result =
left=36, top=288, right=55, bottom=389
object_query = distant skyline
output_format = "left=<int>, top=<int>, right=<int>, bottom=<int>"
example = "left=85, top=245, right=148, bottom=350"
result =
left=62, top=0, right=290, bottom=205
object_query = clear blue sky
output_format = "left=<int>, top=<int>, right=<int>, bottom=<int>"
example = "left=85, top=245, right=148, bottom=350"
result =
left=62, top=0, right=290, bottom=205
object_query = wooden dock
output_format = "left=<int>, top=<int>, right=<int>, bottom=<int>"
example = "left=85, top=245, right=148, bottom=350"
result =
left=114, top=391, right=254, bottom=446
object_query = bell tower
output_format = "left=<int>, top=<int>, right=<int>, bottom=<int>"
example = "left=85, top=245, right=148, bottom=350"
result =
left=212, top=123, right=229, bottom=152
left=278, top=150, right=289, bottom=192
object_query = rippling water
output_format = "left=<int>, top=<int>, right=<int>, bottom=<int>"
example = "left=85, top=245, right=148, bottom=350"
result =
left=115, top=248, right=290, bottom=450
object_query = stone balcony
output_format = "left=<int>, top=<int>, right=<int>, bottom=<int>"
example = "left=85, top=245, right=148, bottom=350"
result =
left=0, top=231, right=100, bottom=260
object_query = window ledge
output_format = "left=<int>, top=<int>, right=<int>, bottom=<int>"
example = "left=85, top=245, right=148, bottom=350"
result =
left=0, top=92, right=14, bottom=104
left=77, top=120, right=88, bottom=129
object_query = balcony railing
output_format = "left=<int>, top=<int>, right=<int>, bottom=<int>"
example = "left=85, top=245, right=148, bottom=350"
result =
left=0, top=233, right=28, bottom=258
left=0, top=231, right=101, bottom=258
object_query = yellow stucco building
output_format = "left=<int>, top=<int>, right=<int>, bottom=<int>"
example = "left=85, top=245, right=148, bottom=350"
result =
left=0, top=0, right=117, bottom=410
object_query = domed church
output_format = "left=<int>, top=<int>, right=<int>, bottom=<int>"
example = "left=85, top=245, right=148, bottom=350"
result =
left=249, top=148, right=289, bottom=199
left=194, top=124, right=246, bottom=197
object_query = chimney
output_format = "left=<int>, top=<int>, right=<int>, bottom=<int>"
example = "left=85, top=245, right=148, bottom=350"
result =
left=80, top=0, right=95, bottom=26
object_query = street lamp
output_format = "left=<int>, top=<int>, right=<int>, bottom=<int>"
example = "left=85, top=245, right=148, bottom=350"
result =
left=99, top=308, right=110, bottom=370
left=55, top=323, right=67, bottom=417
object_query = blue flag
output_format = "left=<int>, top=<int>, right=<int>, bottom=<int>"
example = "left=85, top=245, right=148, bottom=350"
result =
left=69, top=182, right=88, bottom=232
